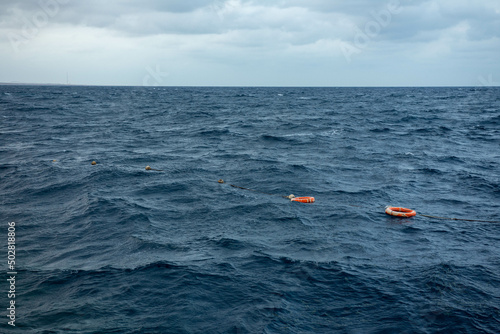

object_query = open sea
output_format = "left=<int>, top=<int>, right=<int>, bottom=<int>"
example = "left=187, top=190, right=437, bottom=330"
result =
left=0, top=85, right=499, bottom=333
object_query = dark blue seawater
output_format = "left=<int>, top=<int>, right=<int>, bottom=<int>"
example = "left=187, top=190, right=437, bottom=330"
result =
left=1, top=85, right=499, bottom=333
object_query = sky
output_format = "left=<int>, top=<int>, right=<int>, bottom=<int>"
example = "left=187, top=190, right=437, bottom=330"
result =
left=0, top=0, right=499, bottom=86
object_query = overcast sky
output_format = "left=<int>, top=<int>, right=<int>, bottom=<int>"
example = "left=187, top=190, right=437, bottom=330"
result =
left=1, top=0, right=499, bottom=86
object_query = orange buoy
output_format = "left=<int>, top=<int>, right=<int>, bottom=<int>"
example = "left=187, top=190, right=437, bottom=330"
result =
left=385, top=206, right=416, bottom=218
left=291, top=197, right=315, bottom=204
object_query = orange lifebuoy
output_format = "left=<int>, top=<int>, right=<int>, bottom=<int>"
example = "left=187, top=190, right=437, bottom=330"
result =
left=291, top=197, right=315, bottom=203
left=385, top=206, right=416, bottom=217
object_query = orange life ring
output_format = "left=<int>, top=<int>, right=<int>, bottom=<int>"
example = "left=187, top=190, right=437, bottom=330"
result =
left=385, top=206, right=416, bottom=217
left=291, top=197, right=315, bottom=203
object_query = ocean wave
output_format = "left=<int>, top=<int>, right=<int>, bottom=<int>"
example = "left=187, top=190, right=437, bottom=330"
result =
left=2, top=86, right=499, bottom=333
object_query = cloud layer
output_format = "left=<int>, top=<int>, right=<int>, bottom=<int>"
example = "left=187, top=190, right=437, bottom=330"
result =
left=1, top=0, right=499, bottom=86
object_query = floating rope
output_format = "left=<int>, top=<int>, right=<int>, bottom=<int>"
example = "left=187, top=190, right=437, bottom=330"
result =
left=52, top=161, right=499, bottom=218
left=218, top=179, right=301, bottom=201
left=418, top=214, right=500, bottom=224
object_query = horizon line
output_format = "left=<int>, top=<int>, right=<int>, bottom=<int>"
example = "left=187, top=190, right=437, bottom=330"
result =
left=1, top=82, right=498, bottom=88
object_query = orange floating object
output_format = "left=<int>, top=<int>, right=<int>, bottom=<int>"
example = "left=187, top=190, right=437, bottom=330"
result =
left=291, top=197, right=315, bottom=204
left=385, top=206, right=416, bottom=218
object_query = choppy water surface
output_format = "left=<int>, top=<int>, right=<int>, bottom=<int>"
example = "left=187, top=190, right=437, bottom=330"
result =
left=1, top=86, right=499, bottom=333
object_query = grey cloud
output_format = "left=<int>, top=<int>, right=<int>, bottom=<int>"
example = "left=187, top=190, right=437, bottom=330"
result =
left=339, top=0, right=500, bottom=44
left=0, top=0, right=215, bottom=33
left=0, top=0, right=498, bottom=86
left=3, top=0, right=498, bottom=42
